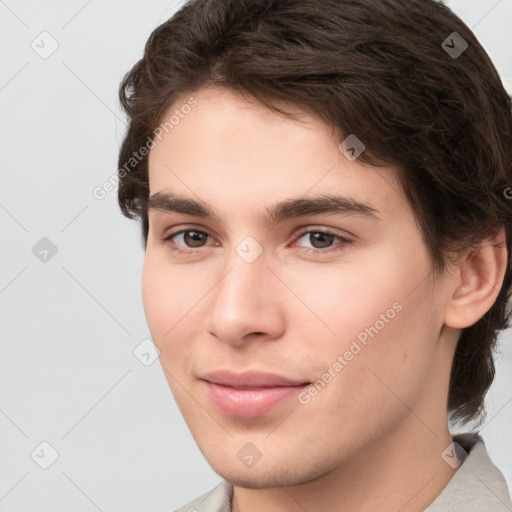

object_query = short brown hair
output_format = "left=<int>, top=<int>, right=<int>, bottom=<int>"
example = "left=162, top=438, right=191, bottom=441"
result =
left=117, top=0, right=512, bottom=426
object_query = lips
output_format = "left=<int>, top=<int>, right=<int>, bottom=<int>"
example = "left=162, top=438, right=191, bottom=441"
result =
left=201, top=370, right=309, bottom=388
left=200, top=370, right=310, bottom=418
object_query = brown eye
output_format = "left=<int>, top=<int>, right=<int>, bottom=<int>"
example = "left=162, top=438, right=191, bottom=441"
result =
left=181, top=230, right=208, bottom=248
left=303, top=231, right=336, bottom=249
left=294, top=229, right=353, bottom=254
left=163, top=229, right=212, bottom=253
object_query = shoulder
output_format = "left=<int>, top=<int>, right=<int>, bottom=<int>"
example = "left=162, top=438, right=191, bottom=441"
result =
left=174, top=480, right=233, bottom=512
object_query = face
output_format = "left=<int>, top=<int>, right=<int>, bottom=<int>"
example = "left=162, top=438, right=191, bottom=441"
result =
left=142, top=86, right=455, bottom=488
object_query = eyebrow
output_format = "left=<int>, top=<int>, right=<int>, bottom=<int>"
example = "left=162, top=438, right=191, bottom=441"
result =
left=147, top=191, right=381, bottom=224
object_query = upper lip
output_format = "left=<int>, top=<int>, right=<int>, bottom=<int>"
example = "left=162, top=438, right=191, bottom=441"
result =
left=201, top=370, right=310, bottom=388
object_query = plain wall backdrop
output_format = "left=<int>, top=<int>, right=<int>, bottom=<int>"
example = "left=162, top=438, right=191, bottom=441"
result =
left=1, top=1, right=511, bottom=510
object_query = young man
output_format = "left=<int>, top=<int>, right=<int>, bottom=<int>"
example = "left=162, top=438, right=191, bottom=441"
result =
left=116, top=0, right=512, bottom=510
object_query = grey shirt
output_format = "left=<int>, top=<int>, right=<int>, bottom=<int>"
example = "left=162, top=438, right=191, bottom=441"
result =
left=175, top=433, right=511, bottom=511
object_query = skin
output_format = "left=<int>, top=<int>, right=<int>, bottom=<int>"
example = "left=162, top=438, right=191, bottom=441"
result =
left=142, top=85, right=507, bottom=511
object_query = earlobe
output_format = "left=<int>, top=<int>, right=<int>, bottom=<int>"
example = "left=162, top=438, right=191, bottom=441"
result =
left=444, top=228, right=508, bottom=330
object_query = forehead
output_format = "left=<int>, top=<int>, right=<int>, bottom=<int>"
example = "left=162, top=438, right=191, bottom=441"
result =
left=147, top=86, right=403, bottom=218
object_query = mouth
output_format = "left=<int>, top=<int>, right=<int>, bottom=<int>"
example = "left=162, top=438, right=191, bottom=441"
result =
left=200, top=370, right=310, bottom=418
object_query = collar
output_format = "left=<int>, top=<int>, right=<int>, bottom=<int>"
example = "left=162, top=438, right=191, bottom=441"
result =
left=424, top=433, right=511, bottom=511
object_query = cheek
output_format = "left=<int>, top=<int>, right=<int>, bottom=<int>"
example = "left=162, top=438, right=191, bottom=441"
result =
left=141, top=250, right=210, bottom=384
left=141, top=251, right=190, bottom=350
left=142, top=256, right=199, bottom=408
left=289, top=246, right=438, bottom=408
left=141, top=256, right=168, bottom=340
left=293, top=309, right=438, bottom=451
left=279, top=247, right=411, bottom=345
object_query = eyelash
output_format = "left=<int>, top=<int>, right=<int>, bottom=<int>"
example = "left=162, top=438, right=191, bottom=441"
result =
left=160, top=226, right=353, bottom=256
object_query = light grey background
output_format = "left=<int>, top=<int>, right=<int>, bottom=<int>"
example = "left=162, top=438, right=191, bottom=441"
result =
left=0, top=1, right=511, bottom=510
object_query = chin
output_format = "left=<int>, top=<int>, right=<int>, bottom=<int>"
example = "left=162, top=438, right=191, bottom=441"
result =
left=216, top=469, right=296, bottom=489
left=204, top=449, right=331, bottom=490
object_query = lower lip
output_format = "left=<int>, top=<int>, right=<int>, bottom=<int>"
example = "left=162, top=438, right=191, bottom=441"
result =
left=203, top=381, right=309, bottom=418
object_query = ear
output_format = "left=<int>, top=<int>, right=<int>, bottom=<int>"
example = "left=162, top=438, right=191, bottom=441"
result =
left=444, top=227, right=508, bottom=329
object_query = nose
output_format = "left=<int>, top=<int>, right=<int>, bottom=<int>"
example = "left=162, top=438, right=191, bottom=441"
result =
left=205, top=243, right=286, bottom=347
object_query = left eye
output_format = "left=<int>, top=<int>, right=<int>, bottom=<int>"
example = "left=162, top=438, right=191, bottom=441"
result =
left=161, top=228, right=353, bottom=255
left=296, top=230, right=341, bottom=250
